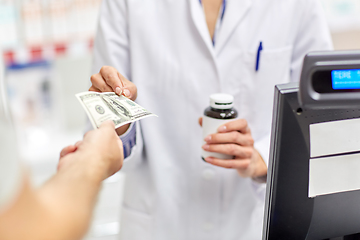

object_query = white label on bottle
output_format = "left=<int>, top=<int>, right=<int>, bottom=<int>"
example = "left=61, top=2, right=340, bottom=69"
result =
left=202, top=115, right=234, bottom=160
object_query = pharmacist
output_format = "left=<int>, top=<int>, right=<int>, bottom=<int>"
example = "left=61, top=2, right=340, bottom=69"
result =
left=89, top=0, right=333, bottom=239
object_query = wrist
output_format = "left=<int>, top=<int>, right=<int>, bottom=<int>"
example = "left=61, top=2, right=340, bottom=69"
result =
left=62, top=151, right=108, bottom=182
left=251, top=150, right=267, bottom=183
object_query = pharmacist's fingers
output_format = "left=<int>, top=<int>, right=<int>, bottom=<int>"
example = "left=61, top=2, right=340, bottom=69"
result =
left=99, top=66, right=123, bottom=95
left=202, top=143, right=253, bottom=158
left=118, top=72, right=138, bottom=101
left=89, top=85, right=101, bottom=92
left=217, top=119, right=251, bottom=134
left=198, top=117, right=203, bottom=127
left=205, top=157, right=251, bottom=170
left=204, top=131, right=254, bottom=146
left=90, top=72, right=113, bottom=93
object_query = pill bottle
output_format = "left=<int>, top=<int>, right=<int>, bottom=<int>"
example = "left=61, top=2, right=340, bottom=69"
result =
left=202, top=93, right=238, bottom=160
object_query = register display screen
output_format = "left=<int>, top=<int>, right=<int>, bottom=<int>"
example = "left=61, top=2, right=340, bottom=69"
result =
left=332, top=69, right=360, bottom=90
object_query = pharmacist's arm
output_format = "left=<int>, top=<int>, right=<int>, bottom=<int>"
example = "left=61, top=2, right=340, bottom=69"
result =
left=0, top=121, right=123, bottom=240
left=201, top=118, right=267, bottom=183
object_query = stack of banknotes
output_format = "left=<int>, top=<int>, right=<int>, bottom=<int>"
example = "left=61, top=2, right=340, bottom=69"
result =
left=76, top=91, right=157, bottom=129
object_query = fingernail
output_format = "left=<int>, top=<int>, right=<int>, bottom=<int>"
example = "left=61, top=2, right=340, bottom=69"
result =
left=123, top=89, right=131, bottom=98
left=202, top=144, right=210, bottom=150
left=205, top=157, right=213, bottom=162
left=204, top=135, right=211, bottom=142
left=115, top=87, right=122, bottom=95
left=218, top=125, right=227, bottom=132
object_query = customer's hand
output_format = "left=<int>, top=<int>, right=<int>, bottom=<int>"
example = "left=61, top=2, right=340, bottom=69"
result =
left=59, top=141, right=81, bottom=160
left=58, top=121, right=124, bottom=180
left=90, top=66, right=137, bottom=135
left=200, top=118, right=267, bottom=182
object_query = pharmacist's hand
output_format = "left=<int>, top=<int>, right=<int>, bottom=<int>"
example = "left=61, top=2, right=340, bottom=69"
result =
left=90, top=66, right=137, bottom=136
left=58, top=121, right=124, bottom=179
left=89, top=66, right=137, bottom=101
left=200, top=118, right=267, bottom=182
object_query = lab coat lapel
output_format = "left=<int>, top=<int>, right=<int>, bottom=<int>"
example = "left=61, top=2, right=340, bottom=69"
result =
left=215, top=0, right=253, bottom=55
left=188, top=0, right=216, bottom=58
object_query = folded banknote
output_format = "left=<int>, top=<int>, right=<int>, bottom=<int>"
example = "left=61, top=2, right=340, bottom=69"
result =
left=76, top=91, right=157, bottom=129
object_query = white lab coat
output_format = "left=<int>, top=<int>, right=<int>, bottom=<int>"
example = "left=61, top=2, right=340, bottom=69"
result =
left=93, top=0, right=332, bottom=239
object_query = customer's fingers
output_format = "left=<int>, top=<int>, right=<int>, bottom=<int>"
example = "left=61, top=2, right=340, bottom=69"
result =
left=60, top=145, right=77, bottom=158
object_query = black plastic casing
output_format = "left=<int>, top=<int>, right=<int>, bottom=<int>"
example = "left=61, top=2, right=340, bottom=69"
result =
left=263, top=82, right=360, bottom=240
left=299, top=50, right=360, bottom=109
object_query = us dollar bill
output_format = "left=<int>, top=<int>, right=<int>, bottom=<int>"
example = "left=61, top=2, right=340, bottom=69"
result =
left=76, top=91, right=157, bottom=129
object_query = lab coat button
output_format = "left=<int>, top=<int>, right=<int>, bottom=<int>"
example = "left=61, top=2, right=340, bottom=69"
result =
left=202, top=169, right=215, bottom=180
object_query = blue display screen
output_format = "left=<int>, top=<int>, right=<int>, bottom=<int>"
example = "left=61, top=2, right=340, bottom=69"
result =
left=332, top=69, right=360, bottom=90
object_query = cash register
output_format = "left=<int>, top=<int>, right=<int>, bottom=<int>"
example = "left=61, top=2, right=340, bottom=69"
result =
left=263, top=51, right=360, bottom=240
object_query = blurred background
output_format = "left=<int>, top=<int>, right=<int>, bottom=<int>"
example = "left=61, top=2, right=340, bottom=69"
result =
left=0, top=0, right=359, bottom=239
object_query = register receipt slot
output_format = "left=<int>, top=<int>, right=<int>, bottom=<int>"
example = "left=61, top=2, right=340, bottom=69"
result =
left=263, top=51, right=360, bottom=240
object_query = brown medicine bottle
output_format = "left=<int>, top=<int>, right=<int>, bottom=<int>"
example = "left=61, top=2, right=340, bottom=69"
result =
left=202, top=93, right=238, bottom=160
